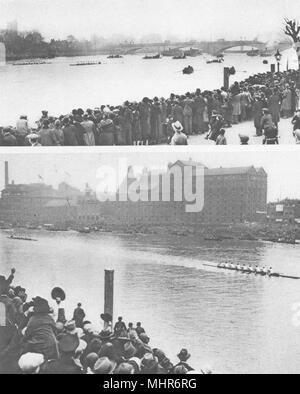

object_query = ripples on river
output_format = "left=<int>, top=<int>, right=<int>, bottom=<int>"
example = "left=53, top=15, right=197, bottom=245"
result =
left=0, top=50, right=297, bottom=126
left=1, top=229, right=300, bottom=374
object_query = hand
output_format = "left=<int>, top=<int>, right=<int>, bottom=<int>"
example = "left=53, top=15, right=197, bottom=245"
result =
left=11, top=268, right=16, bottom=274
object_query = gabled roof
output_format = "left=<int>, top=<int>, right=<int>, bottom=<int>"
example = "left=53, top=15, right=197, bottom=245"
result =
left=171, top=160, right=208, bottom=169
left=205, top=166, right=263, bottom=176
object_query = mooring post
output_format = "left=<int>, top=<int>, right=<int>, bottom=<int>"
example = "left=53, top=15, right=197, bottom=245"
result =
left=104, top=269, right=114, bottom=329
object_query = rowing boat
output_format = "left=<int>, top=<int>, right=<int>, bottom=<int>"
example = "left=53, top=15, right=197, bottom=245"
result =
left=202, top=263, right=300, bottom=280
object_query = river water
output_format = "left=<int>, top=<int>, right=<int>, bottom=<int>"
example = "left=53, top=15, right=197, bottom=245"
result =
left=0, top=50, right=297, bottom=126
left=1, top=228, right=300, bottom=374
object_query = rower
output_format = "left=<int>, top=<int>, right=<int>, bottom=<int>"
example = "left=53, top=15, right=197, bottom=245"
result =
left=267, top=267, right=274, bottom=276
left=225, top=262, right=230, bottom=269
left=236, top=264, right=241, bottom=271
left=249, top=266, right=255, bottom=273
left=255, top=266, right=262, bottom=274
left=262, top=267, right=268, bottom=275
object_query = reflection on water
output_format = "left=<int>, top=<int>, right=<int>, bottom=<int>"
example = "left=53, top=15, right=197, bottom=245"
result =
left=0, top=50, right=296, bottom=126
left=1, top=229, right=300, bottom=374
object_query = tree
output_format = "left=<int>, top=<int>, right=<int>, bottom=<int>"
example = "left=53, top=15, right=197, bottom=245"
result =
left=284, top=18, right=300, bottom=72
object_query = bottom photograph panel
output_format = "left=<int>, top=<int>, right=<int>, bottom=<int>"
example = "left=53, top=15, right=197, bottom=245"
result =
left=0, top=149, right=300, bottom=375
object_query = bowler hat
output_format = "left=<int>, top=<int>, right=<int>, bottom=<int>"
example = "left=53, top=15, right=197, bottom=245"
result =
left=177, top=348, right=191, bottom=362
left=93, top=357, right=116, bottom=374
left=58, top=334, right=80, bottom=354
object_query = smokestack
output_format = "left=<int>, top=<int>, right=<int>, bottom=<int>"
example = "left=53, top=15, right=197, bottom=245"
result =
left=5, top=161, right=9, bottom=188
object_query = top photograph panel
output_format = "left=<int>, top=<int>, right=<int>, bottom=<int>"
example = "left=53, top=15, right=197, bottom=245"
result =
left=0, top=0, right=300, bottom=147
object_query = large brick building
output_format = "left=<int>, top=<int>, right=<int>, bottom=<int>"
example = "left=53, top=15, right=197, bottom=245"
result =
left=0, top=160, right=268, bottom=227
left=78, top=160, right=268, bottom=226
left=0, top=162, right=81, bottom=225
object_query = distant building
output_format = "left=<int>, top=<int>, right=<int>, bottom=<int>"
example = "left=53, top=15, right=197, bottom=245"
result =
left=267, top=200, right=300, bottom=223
left=0, top=162, right=81, bottom=225
left=0, top=160, right=268, bottom=228
left=79, top=160, right=268, bottom=226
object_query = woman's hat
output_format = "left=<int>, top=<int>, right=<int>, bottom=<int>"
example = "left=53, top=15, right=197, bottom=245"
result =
left=51, top=287, right=66, bottom=301
left=172, top=121, right=183, bottom=132
left=100, top=313, right=112, bottom=323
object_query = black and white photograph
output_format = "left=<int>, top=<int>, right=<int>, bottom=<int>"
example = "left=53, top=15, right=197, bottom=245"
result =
left=1, top=0, right=300, bottom=379
left=0, top=149, right=300, bottom=375
left=0, top=0, right=300, bottom=146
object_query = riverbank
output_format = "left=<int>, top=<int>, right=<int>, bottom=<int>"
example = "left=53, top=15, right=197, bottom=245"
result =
left=3, top=221, right=297, bottom=245
left=97, top=222, right=300, bottom=243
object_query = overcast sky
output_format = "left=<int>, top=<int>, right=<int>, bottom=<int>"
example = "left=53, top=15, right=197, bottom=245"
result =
left=0, top=0, right=299, bottom=41
left=0, top=149, right=299, bottom=202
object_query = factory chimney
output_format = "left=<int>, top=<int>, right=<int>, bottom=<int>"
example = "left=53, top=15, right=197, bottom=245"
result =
left=5, top=161, right=9, bottom=188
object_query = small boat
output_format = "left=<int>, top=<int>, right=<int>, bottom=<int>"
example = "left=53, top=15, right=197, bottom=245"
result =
left=247, top=49, right=259, bottom=57
left=206, top=58, right=224, bottom=64
left=143, top=54, right=161, bottom=60
left=182, top=66, right=194, bottom=75
left=12, top=61, right=51, bottom=66
left=107, top=54, right=123, bottom=59
left=77, top=227, right=91, bottom=234
left=173, top=54, right=186, bottom=60
left=70, top=61, right=102, bottom=66
left=8, top=235, right=38, bottom=242
left=260, top=49, right=273, bottom=57
left=203, top=263, right=300, bottom=280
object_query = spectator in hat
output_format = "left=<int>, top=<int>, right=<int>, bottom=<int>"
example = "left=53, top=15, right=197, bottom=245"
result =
left=41, top=334, right=83, bottom=374
left=72, top=303, right=86, bottom=328
left=135, top=322, right=145, bottom=336
left=18, top=353, right=44, bottom=374
left=173, top=349, right=194, bottom=373
left=2, top=128, right=17, bottom=146
left=170, top=121, right=188, bottom=145
left=215, top=129, right=227, bottom=145
left=93, top=357, right=116, bottom=374
left=39, top=119, right=59, bottom=146
left=127, top=322, right=138, bottom=340
left=114, top=316, right=127, bottom=337
left=23, top=297, right=59, bottom=361
left=0, top=269, right=22, bottom=374
left=114, top=362, right=135, bottom=374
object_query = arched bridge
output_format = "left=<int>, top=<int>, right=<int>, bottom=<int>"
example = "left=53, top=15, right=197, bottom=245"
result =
left=108, top=40, right=292, bottom=56
left=199, top=40, right=291, bottom=56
